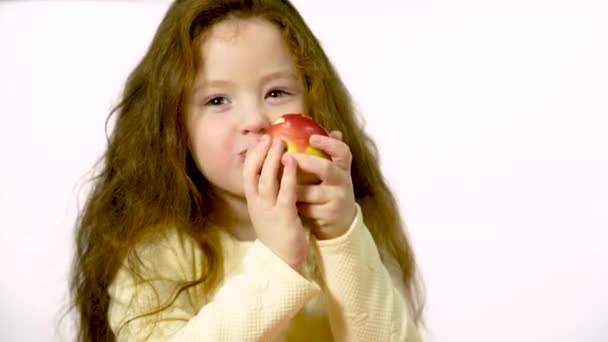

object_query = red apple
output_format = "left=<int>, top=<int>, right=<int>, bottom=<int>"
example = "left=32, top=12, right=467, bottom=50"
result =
left=267, top=113, right=330, bottom=184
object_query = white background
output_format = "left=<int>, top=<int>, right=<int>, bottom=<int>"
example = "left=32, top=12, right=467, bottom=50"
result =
left=1, top=0, right=607, bottom=341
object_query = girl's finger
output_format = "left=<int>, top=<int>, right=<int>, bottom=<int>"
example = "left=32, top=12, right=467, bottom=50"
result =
left=258, top=137, right=284, bottom=200
left=288, top=152, right=332, bottom=182
left=276, top=153, right=298, bottom=209
left=243, top=135, right=271, bottom=197
left=295, top=202, right=321, bottom=220
left=329, top=130, right=343, bottom=141
left=296, top=184, right=328, bottom=204
left=309, top=134, right=352, bottom=170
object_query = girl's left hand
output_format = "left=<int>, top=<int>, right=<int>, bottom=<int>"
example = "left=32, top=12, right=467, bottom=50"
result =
left=288, top=131, right=357, bottom=240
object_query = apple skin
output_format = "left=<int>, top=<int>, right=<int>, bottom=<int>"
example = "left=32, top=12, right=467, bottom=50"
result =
left=267, top=113, right=330, bottom=184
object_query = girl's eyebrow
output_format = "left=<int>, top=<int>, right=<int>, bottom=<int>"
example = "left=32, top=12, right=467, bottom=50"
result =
left=259, top=70, right=298, bottom=84
left=195, top=79, right=233, bottom=93
left=194, top=70, right=298, bottom=94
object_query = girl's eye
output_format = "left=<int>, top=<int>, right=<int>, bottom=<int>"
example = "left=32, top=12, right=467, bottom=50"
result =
left=266, top=89, right=290, bottom=98
left=206, top=96, right=228, bottom=106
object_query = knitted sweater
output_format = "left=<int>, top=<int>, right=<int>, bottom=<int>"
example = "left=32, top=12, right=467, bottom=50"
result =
left=107, top=205, right=421, bottom=341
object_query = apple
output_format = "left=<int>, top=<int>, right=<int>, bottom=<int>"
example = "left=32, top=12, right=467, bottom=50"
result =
left=267, top=113, right=330, bottom=184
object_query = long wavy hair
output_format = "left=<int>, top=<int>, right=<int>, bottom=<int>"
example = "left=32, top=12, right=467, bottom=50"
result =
left=69, top=0, right=425, bottom=341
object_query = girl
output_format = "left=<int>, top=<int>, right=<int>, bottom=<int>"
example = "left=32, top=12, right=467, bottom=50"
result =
left=70, top=0, right=425, bottom=341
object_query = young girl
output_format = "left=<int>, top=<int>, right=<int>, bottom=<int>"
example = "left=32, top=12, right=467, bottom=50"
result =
left=70, top=0, right=425, bottom=341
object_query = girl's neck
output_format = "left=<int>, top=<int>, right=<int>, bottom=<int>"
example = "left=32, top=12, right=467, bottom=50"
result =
left=208, top=190, right=257, bottom=241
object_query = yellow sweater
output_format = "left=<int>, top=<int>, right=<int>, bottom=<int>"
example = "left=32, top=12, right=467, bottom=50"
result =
left=107, top=205, right=421, bottom=341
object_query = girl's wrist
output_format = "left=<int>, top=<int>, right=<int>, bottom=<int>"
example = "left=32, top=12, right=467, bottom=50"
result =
left=315, top=204, right=357, bottom=240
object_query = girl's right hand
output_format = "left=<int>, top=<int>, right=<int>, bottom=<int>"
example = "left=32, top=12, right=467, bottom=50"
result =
left=243, top=135, right=309, bottom=270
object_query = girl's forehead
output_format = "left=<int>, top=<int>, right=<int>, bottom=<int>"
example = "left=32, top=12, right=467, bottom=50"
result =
left=202, top=18, right=241, bottom=44
left=196, top=17, right=299, bottom=84
left=202, top=17, right=281, bottom=50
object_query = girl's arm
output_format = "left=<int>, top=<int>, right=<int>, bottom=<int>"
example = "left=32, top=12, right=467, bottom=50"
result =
left=107, top=230, right=320, bottom=341
left=315, top=204, right=422, bottom=342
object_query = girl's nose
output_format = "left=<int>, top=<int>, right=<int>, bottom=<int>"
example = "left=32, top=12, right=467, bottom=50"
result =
left=240, top=110, right=271, bottom=134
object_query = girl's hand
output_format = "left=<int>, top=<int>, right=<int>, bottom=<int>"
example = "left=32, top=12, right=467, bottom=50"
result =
left=289, top=131, right=357, bottom=240
left=243, top=135, right=309, bottom=270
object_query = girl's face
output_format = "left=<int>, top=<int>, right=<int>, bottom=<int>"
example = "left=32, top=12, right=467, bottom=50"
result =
left=186, top=17, right=305, bottom=200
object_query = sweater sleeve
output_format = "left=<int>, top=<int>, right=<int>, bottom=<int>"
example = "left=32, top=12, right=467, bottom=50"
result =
left=107, top=230, right=321, bottom=341
left=315, top=204, right=421, bottom=342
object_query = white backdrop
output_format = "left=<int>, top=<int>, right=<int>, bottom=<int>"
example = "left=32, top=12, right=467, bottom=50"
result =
left=1, top=0, right=607, bottom=341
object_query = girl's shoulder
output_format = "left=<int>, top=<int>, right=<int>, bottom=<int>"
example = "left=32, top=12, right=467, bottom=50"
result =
left=107, top=226, right=215, bottom=332
left=123, top=225, right=211, bottom=281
